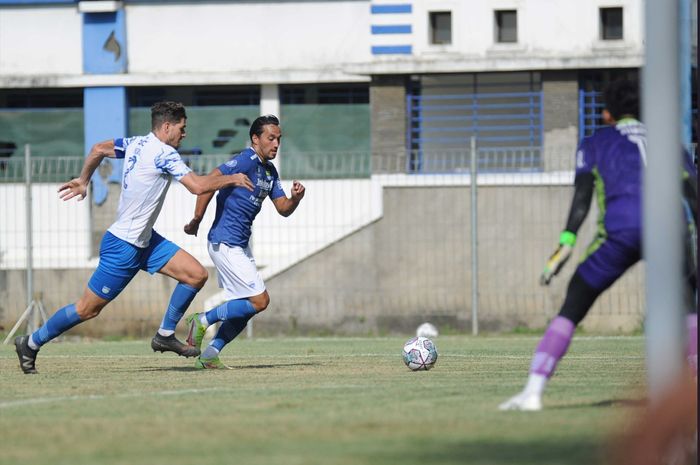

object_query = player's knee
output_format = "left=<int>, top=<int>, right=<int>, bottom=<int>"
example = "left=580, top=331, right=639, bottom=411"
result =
left=251, top=292, right=270, bottom=312
left=189, top=266, right=208, bottom=288
left=75, top=301, right=103, bottom=320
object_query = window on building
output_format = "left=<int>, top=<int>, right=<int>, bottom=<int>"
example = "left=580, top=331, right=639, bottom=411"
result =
left=429, top=11, right=452, bottom=45
left=280, top=84, right=369, bottom=104
left=2, top=89, right=83, bottom=108
left=495, top=10, right=517, bottom=43
left=194, top=87, right=260, bottom=106
left=600, top=7, right=623, bottom=40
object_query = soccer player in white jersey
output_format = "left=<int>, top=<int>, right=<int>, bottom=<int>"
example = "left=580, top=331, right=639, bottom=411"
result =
left=14, top=101, right=255, bottom=374
left=183, top=115, right=305, bottom=369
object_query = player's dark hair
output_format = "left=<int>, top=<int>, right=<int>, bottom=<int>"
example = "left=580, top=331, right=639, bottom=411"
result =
left=151, top=101, right=187, bottom=130
left=249, top=115, right=280, bottom=141
left=603, top=80, right=639, bottom=120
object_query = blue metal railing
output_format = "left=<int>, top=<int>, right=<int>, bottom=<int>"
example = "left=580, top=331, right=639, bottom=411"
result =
left=578, top=90, right=605, bottom=140
left=407, top=90, right=543, bottom=172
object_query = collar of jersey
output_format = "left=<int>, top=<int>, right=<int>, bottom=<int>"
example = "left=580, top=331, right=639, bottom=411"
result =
left=616, top=116, right=640, bottom=126
left=244, top=147, right=268, bottom=165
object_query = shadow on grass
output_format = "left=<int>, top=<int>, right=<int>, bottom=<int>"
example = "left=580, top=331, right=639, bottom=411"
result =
left=233, top=362, right=320, bottom=369
left=124, top=362, right=320, bottom=372
left=550, top=397, right=646, bottom=409
left=394, top=437, right=606, bottom=465
left=122, top=366, right=201, bottom=372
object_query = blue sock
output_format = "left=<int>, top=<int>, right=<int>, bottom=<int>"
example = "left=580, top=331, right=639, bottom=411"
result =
left=31, top=303, right=82, bottom=347
left=209, top=300, right=256, bottom=352
left=160, top=283, right=199, bottom=331
left=204, top=299, right=255, bottom=325
left=211, top=318, right=253, bottom=352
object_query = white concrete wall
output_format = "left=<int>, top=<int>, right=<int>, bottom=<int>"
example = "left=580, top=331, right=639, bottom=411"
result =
left=357, top=0, right=644, bottom=73
left=126, top=1, right=371, bottom=80
left=0, top=6, right=82, bottom=77
left=0, top=179, right=380, bottom=272
left=0, top=173, right=573, bottom=273
left=0, top=183, right=92, bottom=269
left=0, top=0, right=644, bottom=87
left=152, top=179, right=380, bottom=279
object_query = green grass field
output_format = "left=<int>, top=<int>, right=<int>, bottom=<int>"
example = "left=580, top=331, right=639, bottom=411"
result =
left=0, top=335, right=647, bottom=465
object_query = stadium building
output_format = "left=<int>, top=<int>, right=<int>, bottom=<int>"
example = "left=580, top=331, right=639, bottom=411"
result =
left=0, top=0, right=696, bottom=335
left=0, top=0, right=657, bottom=170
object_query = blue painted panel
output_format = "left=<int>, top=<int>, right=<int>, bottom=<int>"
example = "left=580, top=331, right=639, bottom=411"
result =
left=84, top=87, right=128, bottom=204
left=371, top=4, right=412, bottom=14
left=371, top=24, right=412, bottom=34
left=371, top=45, right=412, bottom=55
left=83, top=10, right=127, bottom=74
left=84, top=87, right=127, bottom=153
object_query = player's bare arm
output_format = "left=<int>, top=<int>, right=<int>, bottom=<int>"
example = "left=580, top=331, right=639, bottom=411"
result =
left=179, top=168, right=254, bottom=196
left=59, top=139, right=116, bottom=202
left=183, top=168, right=222, bottom=236
left=272, top=180, right=305, bottom=217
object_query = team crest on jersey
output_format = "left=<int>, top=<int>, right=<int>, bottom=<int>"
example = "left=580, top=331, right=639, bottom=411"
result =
left=225, top=159, right=238, bottom=168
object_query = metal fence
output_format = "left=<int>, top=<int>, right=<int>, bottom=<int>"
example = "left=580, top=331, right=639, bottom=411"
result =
left=0, top=144, right=645, bottom=339
left=578, top=90, right=606, bottom=140
left=407, top=90, right=544, bottom=158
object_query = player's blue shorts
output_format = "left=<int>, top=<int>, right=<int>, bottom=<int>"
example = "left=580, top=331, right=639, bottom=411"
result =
left=87, top=230, right=180, bottom=301
left=577, top=229, right=641, bottom=292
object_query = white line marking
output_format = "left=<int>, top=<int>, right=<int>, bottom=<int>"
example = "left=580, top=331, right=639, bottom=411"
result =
left=0, top=385, right=366, bottom=410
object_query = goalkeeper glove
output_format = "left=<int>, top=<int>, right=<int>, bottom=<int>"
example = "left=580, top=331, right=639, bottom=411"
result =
left=540, top=231, right=576, bottom=286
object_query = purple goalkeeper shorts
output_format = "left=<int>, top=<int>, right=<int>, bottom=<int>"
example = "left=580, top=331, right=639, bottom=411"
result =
left=576, top=229, right=641, bottom=292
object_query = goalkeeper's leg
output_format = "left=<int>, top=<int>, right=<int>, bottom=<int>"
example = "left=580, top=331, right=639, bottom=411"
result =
left=500, top=272, right=601, bottom=411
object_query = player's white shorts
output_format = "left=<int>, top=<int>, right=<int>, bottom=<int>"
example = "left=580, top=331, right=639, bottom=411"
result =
left=208, top=242, right=265, bottom=300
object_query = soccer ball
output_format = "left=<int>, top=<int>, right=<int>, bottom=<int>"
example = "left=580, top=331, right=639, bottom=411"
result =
left=416, top=322, right=438, bottom=338
left=402, top=336, right=438, bottom=371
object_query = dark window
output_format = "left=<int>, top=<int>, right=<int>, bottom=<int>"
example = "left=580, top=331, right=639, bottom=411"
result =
left=600, top=7, right=623, bottom=40
left=280, top=87, right=306, bottom=104
left=1, top=89, right=83, bottom=108
left=129, top=88, right=167, bottom=107
left=429, top=11, right=452, bottom=45
left=495, top=10, right=517, bottom=43
left=128, top=86, right=260, bottom=107
left=280, top=84, right=369, bottom=104
left=193, top=87, right=260, bottom=106
left=318, top=86, right=369, bottom=104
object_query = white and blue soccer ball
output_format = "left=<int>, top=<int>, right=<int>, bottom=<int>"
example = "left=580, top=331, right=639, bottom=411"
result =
left=402, top=336, right=438, bottom=371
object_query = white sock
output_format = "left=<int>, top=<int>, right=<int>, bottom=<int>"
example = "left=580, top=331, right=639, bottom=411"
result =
left=157, top=329, right=175, bottom=337
left=28, top=335, right=39, bottom=350
left=201, top=345, right=220, bottom=360
left=523, top=373, right=548, bottom=396
left=199, top=314, right=208, bottom=327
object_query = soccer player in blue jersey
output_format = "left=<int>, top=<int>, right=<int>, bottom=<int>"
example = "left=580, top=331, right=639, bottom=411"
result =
left=14, top=101, right=255, bottom=374
left=499, top=80, right=698, bottom=411
left=183, top=115, right=305, bottom=369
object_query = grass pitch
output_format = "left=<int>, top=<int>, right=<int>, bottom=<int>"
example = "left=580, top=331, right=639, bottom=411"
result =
left=0, top=335, right=647, bottom=465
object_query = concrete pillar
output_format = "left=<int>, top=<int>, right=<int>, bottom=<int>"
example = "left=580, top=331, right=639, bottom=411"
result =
left=542, top=71, right=579, bottom=172
left=260, top=84, right=281, bottom=171
left=260, top=84, right=280, bottom=118
left=370, top=75, right=407, bottom=173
